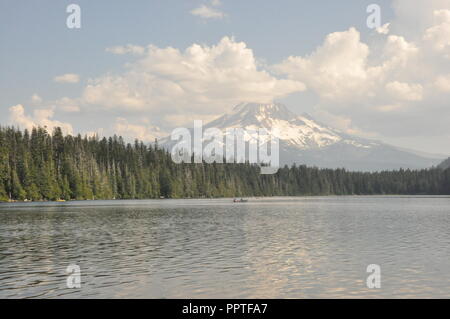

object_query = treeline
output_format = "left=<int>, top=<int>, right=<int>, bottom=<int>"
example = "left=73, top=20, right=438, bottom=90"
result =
left=0, top=126, right=449, bottom=202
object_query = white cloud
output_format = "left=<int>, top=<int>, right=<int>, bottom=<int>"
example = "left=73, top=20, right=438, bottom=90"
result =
left=81, top=36, right=305, bottom=127
left=382, top=35, right=419, bottom=66
left=390, top=0, right=450, bottom=39
left=114, top=118, right=163, bottom=142
left=385, top=81, right=423, bottom=101
left=423, top=9, right=450, bottom=53
left=163, top=113, right=218, bottom=128
left=274, top=28, right=370, bottom=101
left=9, top=104, right=73, bottom=135
left=272, top=1, right=450, bottom=142
left=434, top=74, right=450, bottom=92
left=54, top=73, right=80, bottom=84
left=274, top=28, right=422, bottom=107
left=31, top=94, right=43, bottom=104
left=376, top=104, right=404, bottom=113
left=191, top=5, right=225, bottom=19
left=376, top=23, right=391, bottom=35
left=106, top=44, right=146, bottom=56
left=313, top=109, right=376, bottom=137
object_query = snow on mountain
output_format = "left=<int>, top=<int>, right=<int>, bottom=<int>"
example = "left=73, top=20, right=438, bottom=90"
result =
left=206, top=102, right=343, bottom=149
left=160, top=102, right=444, bottom=171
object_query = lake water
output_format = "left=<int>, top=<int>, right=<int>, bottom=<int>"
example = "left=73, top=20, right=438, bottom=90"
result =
left=0, top=196, right=449, bottom=298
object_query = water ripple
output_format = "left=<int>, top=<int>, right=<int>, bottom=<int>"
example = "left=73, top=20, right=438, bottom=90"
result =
left=1, top=196, right=450, bottom=298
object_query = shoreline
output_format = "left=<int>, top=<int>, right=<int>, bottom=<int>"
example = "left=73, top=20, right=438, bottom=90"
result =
left=2, top=194, right=449, bottom=204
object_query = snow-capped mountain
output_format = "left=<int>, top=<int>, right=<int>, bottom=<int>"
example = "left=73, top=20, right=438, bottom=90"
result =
left=161, top=102, right=444, bottom=171
left=206, top=102, right=375, bottom=150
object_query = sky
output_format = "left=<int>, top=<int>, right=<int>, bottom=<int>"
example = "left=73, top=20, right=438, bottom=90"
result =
left=1, top=0, right=450, bottom=155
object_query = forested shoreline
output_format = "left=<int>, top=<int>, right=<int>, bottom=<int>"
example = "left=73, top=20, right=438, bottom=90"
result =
left=0, top=126, right=449, bottom=202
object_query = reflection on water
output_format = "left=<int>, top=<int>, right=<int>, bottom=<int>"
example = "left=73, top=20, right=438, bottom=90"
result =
left=0, top=196, right=450, bottom=298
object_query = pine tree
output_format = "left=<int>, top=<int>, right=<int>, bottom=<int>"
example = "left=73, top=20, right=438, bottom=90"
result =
left=1, top=125, right=449, bottom=202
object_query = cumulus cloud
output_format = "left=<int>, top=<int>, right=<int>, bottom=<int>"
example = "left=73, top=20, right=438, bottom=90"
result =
left=83, top=36, right=305, bottom=126
left=114, top=118, right=163, bottom=142
left=273, top=28, right=423, bottom=106
left=434, top=74, right=450, bottom=92
left=391, top=0, right=450, bottom=39
left=423, top=9, right=450, bottom=54
left=54, top=73, right=80, bottom=84
left=272, top=1, right=450, bottom=143
left=274, top=28, right=370, bottom=101
left=385, top=81, right=423, bottom=101
left=191, top=5, right=225, bottom=19
left=376, top=23, right=391, bottom=35
left=9, top=104, right=73, bottom=135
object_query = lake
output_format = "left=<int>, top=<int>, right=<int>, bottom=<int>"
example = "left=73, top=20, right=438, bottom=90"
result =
left=0, top=196, right=449, bottom=298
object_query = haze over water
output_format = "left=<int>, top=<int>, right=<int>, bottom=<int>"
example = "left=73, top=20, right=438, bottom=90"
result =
left=1, top=196, right=449, bottom=298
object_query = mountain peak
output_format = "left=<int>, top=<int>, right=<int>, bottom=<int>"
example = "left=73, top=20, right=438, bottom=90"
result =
left=230, top=102, right=295, bottom=120
left=208, top=102, right=298, bottom=129
left=206, top=102, right=345, bottom=149
left=232, top=102, right=287, bottom=112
